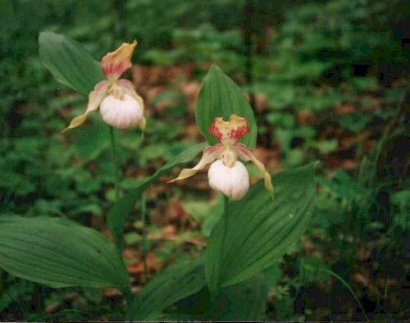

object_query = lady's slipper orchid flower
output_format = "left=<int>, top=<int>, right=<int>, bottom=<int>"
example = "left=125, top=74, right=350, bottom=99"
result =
left=63, top=41, right=145, bottom=132
left=169, top=114, right=273, bottom=200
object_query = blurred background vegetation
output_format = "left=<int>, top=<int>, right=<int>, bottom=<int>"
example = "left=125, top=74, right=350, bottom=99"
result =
left=0, top=0, right=409, bottom=320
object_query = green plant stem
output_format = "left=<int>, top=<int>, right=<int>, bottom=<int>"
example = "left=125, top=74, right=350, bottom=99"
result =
left=222, top=195, right=229, bottom=239
left=210, top=194, right=229, bottom=293
left=141, top=194, right=149, bottom=281
left=316, top=267, right=369, bottom=321
left=109, top=126, right=120, bottom=201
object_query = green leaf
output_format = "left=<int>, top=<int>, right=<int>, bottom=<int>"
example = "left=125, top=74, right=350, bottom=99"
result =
left=205, top=163, right=316, bottom=290
left=39, top=31, right=104, bottom=95
left=0, top=217, right=130, bottom=289
left=107, top=142, right=207, bottom=241
left=195, top=65, right=257, bottom=148
left=205, top=274, right=267, bottom=320
left=337, top=112, right=371, bottom=133
left=126, top=259, right=206, bottom=320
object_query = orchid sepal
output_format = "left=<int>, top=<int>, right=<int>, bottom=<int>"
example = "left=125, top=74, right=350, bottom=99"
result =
left=62, top=80, right=110, bottom=132
left=101, top=41, right=137, bottom=80
left=167, top=144, right=224, bottom=183
left=235, top=143, right=274, bottom=198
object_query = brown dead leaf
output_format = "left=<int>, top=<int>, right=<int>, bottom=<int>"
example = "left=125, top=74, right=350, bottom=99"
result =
left=123, top=248, right=138, bottom=259
left=127, top=251, right=163, bottom=274
left=254, top=93, right=269, bottom=113
left=356, top=247, right=371, bottom=261
left=148, top=224, right=178, bottom=240
left=297, top=111, right=314, bottom=125
left=335, top=103, right=355, bottom=115
left=185, top=122, right=201, bottom=139
left=145, top=85, right=165, bottom=104
left=102, top=288, right=121, bottom=297
left=46, top=303, right=60, bottom=313
left=341, top=159, right=358, bottom=170
left=303, top=238, right=315, bottom=254
left=132, top=64, right=195, bottom=87
left=340, top=131, right=371, bottom=150
left=178, top=81, right=200, bottom=113
left=353, top=272, right=369, bottom=287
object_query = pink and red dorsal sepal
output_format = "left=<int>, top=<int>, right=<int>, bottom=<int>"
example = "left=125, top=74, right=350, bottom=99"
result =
left=209, top=114, right=249, bottom=144
left=101, top=41, right=137, bottom=80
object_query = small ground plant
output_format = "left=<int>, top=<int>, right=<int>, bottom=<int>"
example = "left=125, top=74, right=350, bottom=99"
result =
left=0, top=33, right=316, bottom=320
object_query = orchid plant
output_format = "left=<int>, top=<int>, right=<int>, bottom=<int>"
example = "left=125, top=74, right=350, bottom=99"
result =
left=63, top=41, right=145, bottom=132
left=169, top=114, right=273, bottom=200
left=0, top=32, right=316, bottom=321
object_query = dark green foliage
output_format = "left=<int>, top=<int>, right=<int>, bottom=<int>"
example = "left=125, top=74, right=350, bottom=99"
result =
left=204, top=274, right=268, bottom=320
left=0, top=0, right=408, bottom=320
left=169, top=274, right=268, bottom=320
left=126, top=259, right=206, bottom=320
left=206, top=163, right=316, bottom=290
left=0, top=217, right=130, bottom=289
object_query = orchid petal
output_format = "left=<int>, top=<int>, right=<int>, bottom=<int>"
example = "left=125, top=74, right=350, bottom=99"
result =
left=117, top=79, right=144, bottom=112
left=101, top=41, right=137, bottom=80
left=100, top=94, right=144, bottom=129
left=168, top=144, right=224, bottom=183
left=117, top=79, right=145, bottom=131
left=138, top=116, right=146, bottom=132
left=235, top=143, right=274, bottom=196
left=209, top=114, right=249, bottom=145
left=63, top=81, right=109, bottom=132
left=208, top=160, right=249, bottom=200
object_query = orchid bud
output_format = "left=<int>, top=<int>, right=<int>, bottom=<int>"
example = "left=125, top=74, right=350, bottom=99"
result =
left=100, top=94, right=143, bottom=129
left=208, top=160, right=249, bottom=201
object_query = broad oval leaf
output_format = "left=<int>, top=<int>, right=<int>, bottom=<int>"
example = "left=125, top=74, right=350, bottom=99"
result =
left=195, top=65, right=257, bottom=148
left=39, top=31, right=104, bottom=95
left=205, top=163, right=316, bottom=290
left=108, top=142, right=208, bottom=241
left=0, top=217, right=130, bottom=289
left=126, top=259, right=206, bottom=320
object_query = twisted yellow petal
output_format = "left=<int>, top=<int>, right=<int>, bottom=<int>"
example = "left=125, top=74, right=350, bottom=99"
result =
left=168, top=144, right=224, bottom=183
left=62, top=81, right=109, bottom=132
left=235, top=143, right=274, bottom=197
